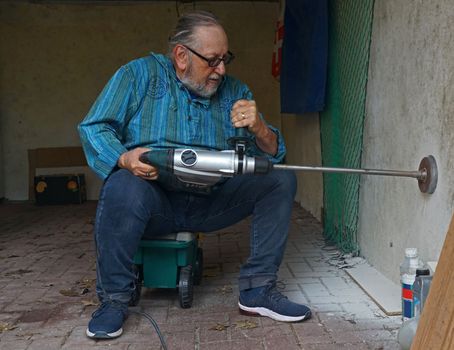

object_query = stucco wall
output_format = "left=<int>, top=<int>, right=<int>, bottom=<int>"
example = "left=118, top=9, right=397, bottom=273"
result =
left=358, top=0, right=454, bottom=283
left=282, top=113, right=323, bottom=220
left=0, top=1, right=281, bottom=200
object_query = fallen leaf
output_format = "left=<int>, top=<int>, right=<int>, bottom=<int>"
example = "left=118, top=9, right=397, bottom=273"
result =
left=209, top=323, right=229, bottom=331
left=0, top=322, right=17, bottom=332
left=81, top=299, right=98, bottom=306
left=59, top=289, right=79, bottom=297
left=77, top=278, right=96, bottom=289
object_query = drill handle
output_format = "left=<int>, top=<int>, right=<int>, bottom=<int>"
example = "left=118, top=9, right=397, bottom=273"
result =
left=139, top=149, right=175, bottom=173
left=227, top=127, right=251, bottom=151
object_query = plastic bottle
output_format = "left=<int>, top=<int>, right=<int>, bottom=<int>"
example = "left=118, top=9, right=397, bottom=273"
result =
left=413, top=268, right=432, bottom=317
left=397, top=315, right=420, bottom=350
left=400, top=248, right=423, bottom=321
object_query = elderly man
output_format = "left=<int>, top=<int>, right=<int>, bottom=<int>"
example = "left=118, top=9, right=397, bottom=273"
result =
left=79, top=10, right=311, bottom=339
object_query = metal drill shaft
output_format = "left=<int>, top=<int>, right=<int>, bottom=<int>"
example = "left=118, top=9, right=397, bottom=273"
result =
left=273, top=164, right=426, bottom=181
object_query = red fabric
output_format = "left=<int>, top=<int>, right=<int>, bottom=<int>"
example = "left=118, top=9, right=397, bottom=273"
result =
left=272, top=1, right=285, bottom=80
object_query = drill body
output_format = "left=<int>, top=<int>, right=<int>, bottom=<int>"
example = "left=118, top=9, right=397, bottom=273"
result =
left=139, top=148, right=272, bottom=193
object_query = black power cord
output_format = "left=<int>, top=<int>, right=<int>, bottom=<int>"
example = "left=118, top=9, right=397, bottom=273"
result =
left=129, top=307, right=168, bottom=350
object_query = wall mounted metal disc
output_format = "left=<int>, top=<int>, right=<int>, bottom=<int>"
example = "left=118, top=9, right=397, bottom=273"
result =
left=418, top=155, right=438, bottom=194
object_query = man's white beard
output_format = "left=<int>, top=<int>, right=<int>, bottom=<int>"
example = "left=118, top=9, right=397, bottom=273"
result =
left=181, top=64, right=220, bottom=98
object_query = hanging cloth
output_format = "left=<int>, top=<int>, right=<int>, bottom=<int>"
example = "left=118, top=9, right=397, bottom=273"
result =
left=280, top=0, right=328, bottom=113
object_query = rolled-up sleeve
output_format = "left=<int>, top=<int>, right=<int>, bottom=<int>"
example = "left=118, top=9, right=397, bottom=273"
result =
left=247, top=116, right=286, bottom=164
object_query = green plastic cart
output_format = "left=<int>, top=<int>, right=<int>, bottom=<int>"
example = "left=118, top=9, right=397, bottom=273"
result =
left=131, top=232, right=203, bottom=308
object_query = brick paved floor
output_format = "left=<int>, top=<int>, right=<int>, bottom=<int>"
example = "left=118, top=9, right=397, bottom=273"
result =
left=0, top=201, right=401, bottom=349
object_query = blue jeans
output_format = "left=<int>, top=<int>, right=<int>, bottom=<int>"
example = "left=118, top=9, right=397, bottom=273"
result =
left=94, top=168, right=296, bottom=304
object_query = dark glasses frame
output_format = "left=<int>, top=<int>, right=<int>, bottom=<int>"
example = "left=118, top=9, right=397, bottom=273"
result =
left=183, top=45, right=235, bottom=67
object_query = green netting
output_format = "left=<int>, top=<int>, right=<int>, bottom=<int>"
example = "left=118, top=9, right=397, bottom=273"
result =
left=320, top=0, right=375, bottom=254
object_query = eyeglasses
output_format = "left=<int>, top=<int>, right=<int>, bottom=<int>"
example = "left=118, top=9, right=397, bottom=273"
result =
left=183, top=45, right=235, bottom=67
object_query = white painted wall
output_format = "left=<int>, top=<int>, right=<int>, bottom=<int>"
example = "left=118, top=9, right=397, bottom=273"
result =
left=282, top=113, right=323, bottom=221
left=358, top=0, right=454, bottom=283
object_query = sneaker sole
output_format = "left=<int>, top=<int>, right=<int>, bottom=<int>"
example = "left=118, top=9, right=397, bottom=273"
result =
left=86, top=327, right=123, bottom=339
left=238, top=302, right=311, bottom=322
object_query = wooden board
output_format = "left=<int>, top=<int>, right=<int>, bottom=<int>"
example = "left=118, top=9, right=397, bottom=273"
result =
left=411, top=213, right=454, bottom=350
left=346, top=263, right=401, bottom=315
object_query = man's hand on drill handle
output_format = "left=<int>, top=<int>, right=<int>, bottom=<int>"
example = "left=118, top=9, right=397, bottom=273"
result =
left=117, top=147, right=159, bottom=180
left=230, top=99, right=278, bottom=156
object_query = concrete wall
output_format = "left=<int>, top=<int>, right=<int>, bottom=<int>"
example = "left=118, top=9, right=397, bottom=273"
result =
left=0, top=1, right=280, bottom=200
left=358, top=0, right=454, bottom=283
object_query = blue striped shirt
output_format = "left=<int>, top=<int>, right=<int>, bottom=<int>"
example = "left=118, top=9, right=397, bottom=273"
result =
left=78, top=53, right=286, bottom=179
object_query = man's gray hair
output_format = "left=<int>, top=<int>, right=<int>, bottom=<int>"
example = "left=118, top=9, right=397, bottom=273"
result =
left=168, top=11, right=223, bottom=58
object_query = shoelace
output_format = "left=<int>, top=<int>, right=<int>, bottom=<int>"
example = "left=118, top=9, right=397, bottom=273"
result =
left=276, top=280, right=287, bottom=291
left=266, top=283, right=289, bottom=303
left=92, top=301, right=127, bottom=318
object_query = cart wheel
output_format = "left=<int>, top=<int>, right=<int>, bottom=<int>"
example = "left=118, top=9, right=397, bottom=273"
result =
left=178, top=265, right=193, bottom=308
left=129, top=264, right=143, bottom=306
left=193, top=248, right=203, bottom=286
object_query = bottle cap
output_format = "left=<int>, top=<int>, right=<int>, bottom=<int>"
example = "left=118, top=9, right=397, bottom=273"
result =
left=405, top=248, right=418, bottom=257
left=416, top=268, right=430, bottom=276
